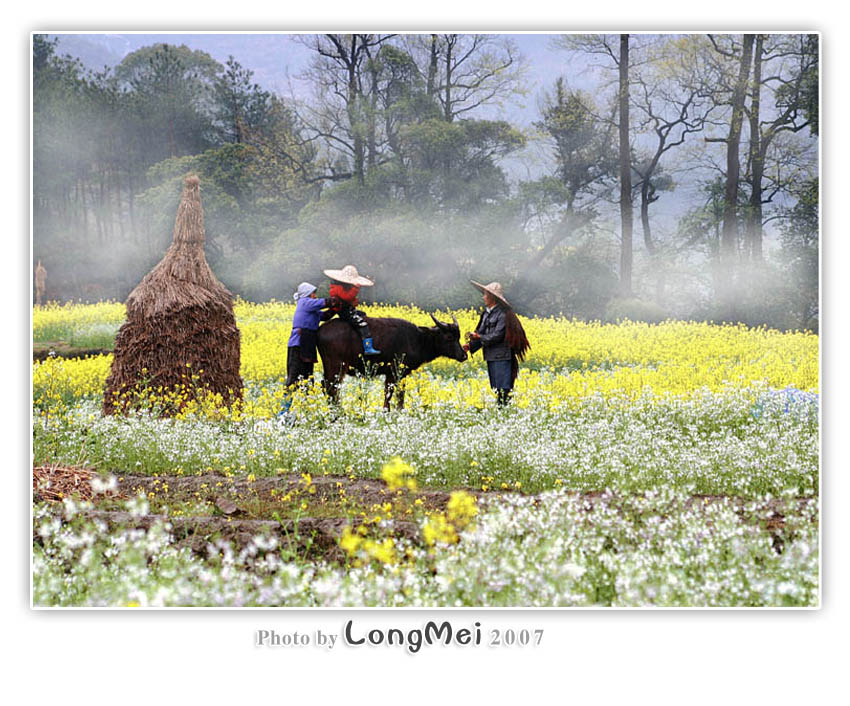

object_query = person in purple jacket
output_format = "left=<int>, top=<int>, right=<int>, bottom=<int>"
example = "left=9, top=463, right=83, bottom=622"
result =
left=281, top=282, right=336, bottom=415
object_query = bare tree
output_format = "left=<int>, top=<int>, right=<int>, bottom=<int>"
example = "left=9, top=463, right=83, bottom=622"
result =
left=553, top=34, right=655, bottom=299
left=628, top=36, right=716, bottom=301
left=294, top=33, right=395, bottom=184
left=618, top=34, right=633, bottom=297
left=744, top=34, right=817, bottom=261
left=705, top=33, right=754, bottom=314
left=402, top=34, right=528, bottom=122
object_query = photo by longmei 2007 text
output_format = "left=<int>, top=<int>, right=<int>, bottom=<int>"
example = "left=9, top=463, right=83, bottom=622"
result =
left=255, top=622, right=544, bottom=654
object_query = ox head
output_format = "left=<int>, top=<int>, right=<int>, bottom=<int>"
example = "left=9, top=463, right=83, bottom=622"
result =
left=430, top=313, right=467, bottom=362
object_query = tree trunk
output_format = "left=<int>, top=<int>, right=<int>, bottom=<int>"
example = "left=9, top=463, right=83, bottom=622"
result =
left=640, top=180, right=655, bottom=256
left=639, top=180, right=668, bottom=304
left=367, top=51, right=379, bottom=172
left=618, top=34, right=633, bottom=298
left=348, top=37, right=365, bottom=184
left=444, top=34, right=455, bottom=122
left=427, top=34, right=438, bottom=98
left=719, top=34, right=754, bottom=313
left=168, top=114, right=177, bottom=158
left=746, top=34, right=764, bottom=261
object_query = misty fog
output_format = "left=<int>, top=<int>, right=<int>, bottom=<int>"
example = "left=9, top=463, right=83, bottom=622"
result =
left=32, top=33, right=819, bottom=331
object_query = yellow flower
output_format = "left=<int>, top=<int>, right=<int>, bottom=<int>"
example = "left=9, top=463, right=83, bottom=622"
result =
left=364, top=538, right=396, bottom=564
left=339, top=526, right=362, bottom=556
left=32, top=300, right=818, bottom=418
left=381, top=456, right=416, bottom=490
left=446, top=490, right=478, bottom=530
left=380, top=456, right=418, bottom=491
left=423, top=513, right=458, bottom=546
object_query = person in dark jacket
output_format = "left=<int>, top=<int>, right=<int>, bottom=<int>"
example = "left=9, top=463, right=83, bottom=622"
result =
left=323, top=264, right=381, bottom=355
left=281, top=282, right=336, bottom=415
left=464, top=281, right=530, bottom=406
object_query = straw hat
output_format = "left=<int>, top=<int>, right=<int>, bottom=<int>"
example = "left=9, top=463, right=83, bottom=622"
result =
left=470, top=280, right=510, bottom=307
left=323, top=264, right=375, bottom=287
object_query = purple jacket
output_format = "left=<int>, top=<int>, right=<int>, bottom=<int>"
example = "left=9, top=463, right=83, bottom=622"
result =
left=288, top=297, right=330, bottom=347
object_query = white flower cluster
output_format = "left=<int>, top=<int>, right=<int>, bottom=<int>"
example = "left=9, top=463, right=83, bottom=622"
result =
left=34, top=386, right=818, bottom=497
left=33, top=488, right=818, bottom=608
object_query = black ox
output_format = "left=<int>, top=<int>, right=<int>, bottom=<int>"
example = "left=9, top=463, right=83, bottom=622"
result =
left=317, top=315, right=467, bottom=409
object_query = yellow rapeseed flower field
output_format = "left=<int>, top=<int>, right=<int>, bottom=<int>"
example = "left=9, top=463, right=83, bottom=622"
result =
left=32, top=300, right=818, bottom=415
left=33, top=300, right=126, bottom=340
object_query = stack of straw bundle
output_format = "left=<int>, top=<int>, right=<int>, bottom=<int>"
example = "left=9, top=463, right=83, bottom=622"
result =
left=103, top=175, right=243, bottom=415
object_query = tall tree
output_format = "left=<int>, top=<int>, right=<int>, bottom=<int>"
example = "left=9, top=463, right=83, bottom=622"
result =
left=554, top=34, right=649, bottom=299
left=779, top=177, right=818, bottom=330
left=211, top=56, right=273, bottom=145
left=295, top=33, right=395, bottom=184
left=114, top=43, right=220, bottom=160
left=618, top=34, right=633, bottom=297
left=707, top=34, right=754, bottom=314
left=744, top=34, right=818, bottom=261
left=626, top=36, right=716, bottom=302
left=399, top=117, right=525, bottom=211
left=514, top=80, right=617, bottom=303
left=630, top=37, right=714, bottom=256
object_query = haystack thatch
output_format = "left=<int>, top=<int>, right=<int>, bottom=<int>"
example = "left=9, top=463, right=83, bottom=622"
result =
left=103, top=175, right=243, bottom=415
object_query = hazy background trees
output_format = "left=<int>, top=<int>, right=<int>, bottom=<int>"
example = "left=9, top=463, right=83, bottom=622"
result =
left=32, top=33, right=819, bottom=331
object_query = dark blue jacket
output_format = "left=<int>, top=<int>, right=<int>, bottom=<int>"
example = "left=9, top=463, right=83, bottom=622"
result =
left=468, top=306, right=511, bottom=361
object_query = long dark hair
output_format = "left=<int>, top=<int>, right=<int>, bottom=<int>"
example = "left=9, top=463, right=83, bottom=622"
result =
left=504, top=306, right=530, bottom=361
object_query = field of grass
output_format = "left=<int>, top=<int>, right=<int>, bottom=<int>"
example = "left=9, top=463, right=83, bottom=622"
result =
left=31, top=301, right=819, bottom=607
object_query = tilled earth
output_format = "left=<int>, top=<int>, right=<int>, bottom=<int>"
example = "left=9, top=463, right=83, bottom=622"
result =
left=32, top=465, right=816, bottom=564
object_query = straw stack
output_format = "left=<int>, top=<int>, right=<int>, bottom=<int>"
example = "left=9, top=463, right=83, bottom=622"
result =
left=103, top=175, right=243, bottom=415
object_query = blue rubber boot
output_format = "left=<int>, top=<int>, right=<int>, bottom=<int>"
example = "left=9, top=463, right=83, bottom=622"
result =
left=362, top=337, right=381, bottom=355
left=277, top=396, right=292, bottom=418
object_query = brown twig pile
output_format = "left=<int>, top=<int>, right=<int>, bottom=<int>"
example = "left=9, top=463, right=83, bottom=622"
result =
left=103, top=175, right=243, bottom=415
left=33, top=465, right=125, bottom=503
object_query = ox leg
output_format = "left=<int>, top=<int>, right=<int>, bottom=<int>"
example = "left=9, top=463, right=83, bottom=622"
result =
left=383, top=374, right=397, bottom=410
left=396, top=372, right=408, bottom=410
left=323, top=366, right=346, bottom=404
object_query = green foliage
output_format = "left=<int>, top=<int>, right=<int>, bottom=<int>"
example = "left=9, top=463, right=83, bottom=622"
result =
left=211, top=55, right=274, bottom=144
left=536, top=80, right=617, bottom=208
left=778, top=181, right=819, bottom=332
left=774, top=34, right=819, bottom=136
left=397, top=118, right=526, bottom=211
left=114, top=43, right=220, bottom=161
left=780, top=178, right=820, bottom=331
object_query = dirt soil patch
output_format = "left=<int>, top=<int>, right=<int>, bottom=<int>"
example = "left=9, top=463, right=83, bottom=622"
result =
left=34, top=345, right=112, bottom=361
left=32, top=466, right=817, bottom=564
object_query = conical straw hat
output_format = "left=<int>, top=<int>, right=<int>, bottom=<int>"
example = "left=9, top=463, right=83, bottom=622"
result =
left=323, top=264, right=375, bottom=287
left=470, top=280, right=510, bottom=307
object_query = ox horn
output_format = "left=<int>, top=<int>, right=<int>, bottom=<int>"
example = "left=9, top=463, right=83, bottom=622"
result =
left=429, top=313, right=445, bottom=329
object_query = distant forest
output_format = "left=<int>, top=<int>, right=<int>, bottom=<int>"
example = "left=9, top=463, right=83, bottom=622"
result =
left=32, top=33, right=819, bottom=330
